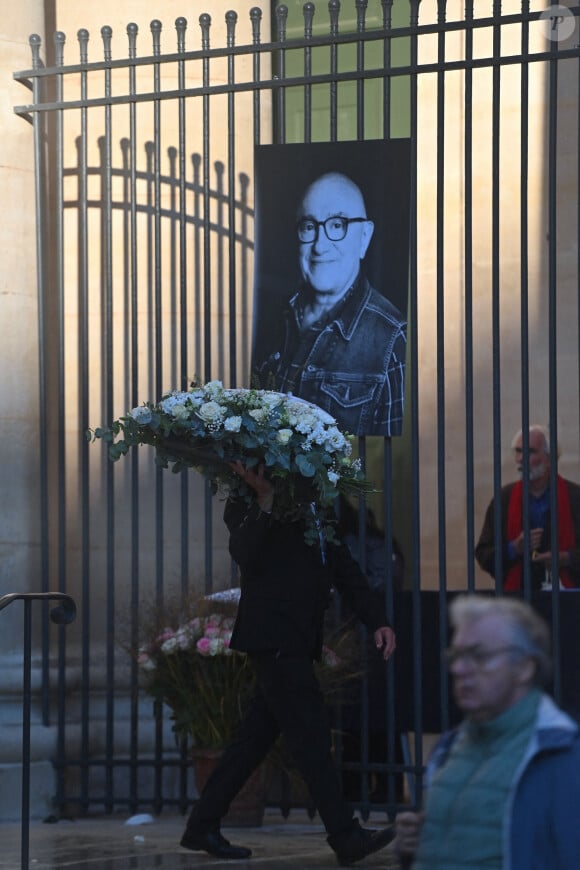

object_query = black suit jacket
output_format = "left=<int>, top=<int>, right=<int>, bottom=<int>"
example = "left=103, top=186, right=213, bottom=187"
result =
left=225, top=498, right=389, bottom=660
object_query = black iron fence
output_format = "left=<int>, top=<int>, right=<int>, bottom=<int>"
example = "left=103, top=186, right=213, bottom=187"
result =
left=12, top=0, right=580, bottom=820
left=0, top=593, right=76, bottom=868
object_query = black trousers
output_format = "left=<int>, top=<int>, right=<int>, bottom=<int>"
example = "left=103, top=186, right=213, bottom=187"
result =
left=187, top=651, right=354, bottom=837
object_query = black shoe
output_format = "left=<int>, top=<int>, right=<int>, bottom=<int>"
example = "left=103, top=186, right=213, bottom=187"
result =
left=180, top=826, right=252, bottom=860
left=328, top=819, right=395, bottom=867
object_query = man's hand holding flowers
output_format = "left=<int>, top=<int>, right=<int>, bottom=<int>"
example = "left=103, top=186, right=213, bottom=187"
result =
left=230, top=461, right=274, bottom=514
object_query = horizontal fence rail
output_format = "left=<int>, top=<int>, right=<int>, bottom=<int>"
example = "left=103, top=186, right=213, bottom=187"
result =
left=13, top=13, right=580, bottom=116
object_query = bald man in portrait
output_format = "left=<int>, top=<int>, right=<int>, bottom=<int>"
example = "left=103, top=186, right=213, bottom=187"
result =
left=252, top=172, right=407, bottom=437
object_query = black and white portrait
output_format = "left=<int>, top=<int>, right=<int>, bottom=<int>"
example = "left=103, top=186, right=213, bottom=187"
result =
left=251, top=139, right=410, bottom=437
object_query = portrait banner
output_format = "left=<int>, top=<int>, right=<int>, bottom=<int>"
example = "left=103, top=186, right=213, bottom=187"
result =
left=251, top=139, right=411, bottom=437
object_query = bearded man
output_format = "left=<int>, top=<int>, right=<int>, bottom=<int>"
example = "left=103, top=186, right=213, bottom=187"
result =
left=475, top=425, right=580, bottom=589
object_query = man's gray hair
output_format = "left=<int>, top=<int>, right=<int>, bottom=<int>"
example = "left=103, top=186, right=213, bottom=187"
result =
left=510, top=424, right=560, bottom=459
left=449, top=594, right=552, bottom=687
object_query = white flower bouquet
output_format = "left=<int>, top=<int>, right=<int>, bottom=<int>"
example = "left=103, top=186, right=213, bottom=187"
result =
left=88, top=380, right=373, bottom=543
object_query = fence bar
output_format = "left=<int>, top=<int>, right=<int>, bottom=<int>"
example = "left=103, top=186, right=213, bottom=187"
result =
left=29, top=36, right=52, bottom=727
left=0, top=593, right=76, bottom=870
left=519, top=4, right=532, bottom=598
left=53, top=29, right=70, bottom=813
left=547, top=40, right=561, bottom=702
left=464, top=0, right=475, bottom=593
left=125, top=21, right=142, bottom=816
left=490, top=4, right=503, bottom=593
left=435, top=0, right=450, bottom=735
left=408, top=0, right=424, bottom=810
left=303, top=2, right=314, bottom=143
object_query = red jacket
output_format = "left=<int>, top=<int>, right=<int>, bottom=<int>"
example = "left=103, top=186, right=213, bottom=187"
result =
left=475, top=475, right=580, bottom=589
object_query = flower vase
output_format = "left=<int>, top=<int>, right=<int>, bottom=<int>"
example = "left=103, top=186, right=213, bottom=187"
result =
left=190, top=748, right=268, bottom=828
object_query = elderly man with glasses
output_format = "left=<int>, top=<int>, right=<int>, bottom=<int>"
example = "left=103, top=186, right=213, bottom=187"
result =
left=475, top=425, right=580, bottom=590
left=394, top=594, right=580, bottom=869
left=252, top=171, right=407, bottom=436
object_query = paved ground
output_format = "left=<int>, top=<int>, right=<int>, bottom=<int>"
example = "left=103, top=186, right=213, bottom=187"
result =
left=0, top=810, right=400, bottom=870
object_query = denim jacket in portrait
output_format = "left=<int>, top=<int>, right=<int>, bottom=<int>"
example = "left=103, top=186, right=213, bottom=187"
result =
left=253, top=274, right=407, bottom=436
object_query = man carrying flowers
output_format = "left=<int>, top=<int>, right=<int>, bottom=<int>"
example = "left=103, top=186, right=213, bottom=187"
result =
left=180, top=462, right=396, bottom=866
left=89, top=380, right=396, bottom=862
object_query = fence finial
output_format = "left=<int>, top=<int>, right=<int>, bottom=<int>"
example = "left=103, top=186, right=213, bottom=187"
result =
left=199, top=13, right=211, bottom=49
left=175, top=17, right=187, bottom=53
left=304, top=3, right=315, bottom=39
left=150, top=20, right=162, bottom=56
left=329, top=0, right=341, bottom=35
left=355, top=0, right=368, bottom=33
left=381, top=0, right=394, bottom=29
left=54, top=31, right=66, bottom=67
left=226, top=10, right=238, bottom=48
left=100, top=26, right=112, bottom=62
left=409, top=0, right=421, bottom=28
left=127, top=22, right=138, bottom=59
left=275, top=5, right=288, bottom=42
left=28, top=34, right=43, bottom=70
left=250, top=7, right=262, bottom=44
left=77, top=29, right=89, bottom=65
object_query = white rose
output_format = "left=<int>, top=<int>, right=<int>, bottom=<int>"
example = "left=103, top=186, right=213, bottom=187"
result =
left=159, top=392, right=188, bottom=414
left=208, top=637, right=225, bottom=656
left=261, top=392, right=284, bottom=409
left=161, top=390, right=190, bottom=406
left=143, top=658, right=156, bottom=671
left=160, top=636, right=179, bottom=654
left=197, top=401, right=225, bottom=424
left=203, top=380, right=224, bottom=399
left=276, top=428, right=293, bottom=445
left=175, top=627, right=191, bottom=649
left=327, top=471, right=340, bottom=485
left=324, top=428, right=347, bottom=451
left=249, top=408, right=268, bottom=424
left=129, top=406, right=153, bottom=424
left=285, top=396, right=335, bottom=421
left=172, top=403, right=190, bottom=421
left=295, top=412, right=318, bottom=435
left=139, top=655, right=156, bottom=672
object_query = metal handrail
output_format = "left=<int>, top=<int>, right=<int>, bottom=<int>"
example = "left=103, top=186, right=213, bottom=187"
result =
left=0, top=592, right=76, bottom=870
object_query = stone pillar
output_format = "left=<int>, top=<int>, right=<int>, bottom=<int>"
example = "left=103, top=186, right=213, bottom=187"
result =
left=0, top=1, right=57, bottom=820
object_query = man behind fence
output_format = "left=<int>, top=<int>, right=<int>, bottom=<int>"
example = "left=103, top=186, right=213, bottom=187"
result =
left=394, top=594, right=580, bottom=869
left=475, top=425, right=580, bottom=590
